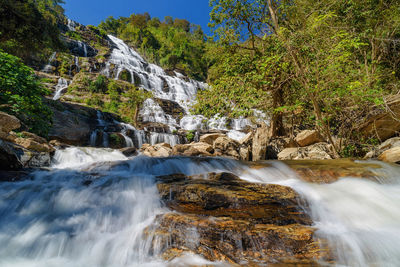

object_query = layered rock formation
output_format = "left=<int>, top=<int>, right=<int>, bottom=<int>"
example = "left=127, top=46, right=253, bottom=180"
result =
left=149, top=172, right=331, bottom=265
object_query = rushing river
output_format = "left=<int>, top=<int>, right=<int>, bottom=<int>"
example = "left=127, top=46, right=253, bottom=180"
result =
left=0, top=147, right=399, bottom=266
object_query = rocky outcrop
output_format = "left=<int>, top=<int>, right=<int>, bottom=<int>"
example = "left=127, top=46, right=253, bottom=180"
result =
left=0, top=112, right=21, bottom=133
left=278, top=142, right=335, bottom=160
left=150, top=172, right=330, bottom=265
left=199, top=133, right=226, bottom=145
left=252, top=123, right=269, bottom=161
left=0, top=139, right=51, bottom=169
left=172, top=142, right=214, bottom=157
left=141, top=143, right=172, bottom=157
left=358, top=95, right=400, bottom=141
left=213, top=136, right=240, bottom=159
left=295, top=130, right=324, bottom=147
left=365, top=137, right=400, bottom=159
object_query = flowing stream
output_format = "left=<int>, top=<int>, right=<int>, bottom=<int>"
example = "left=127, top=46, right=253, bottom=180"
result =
left=1, top=148, right=399, bottom=266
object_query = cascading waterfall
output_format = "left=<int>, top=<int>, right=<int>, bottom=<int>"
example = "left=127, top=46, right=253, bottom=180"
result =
left=42, top=52, right=57, bottom=73
left=89, top=111, right=109, bottom=147
left=1, top=149, right=400, bottom=266
left=53, top=78, right=70, bottom=100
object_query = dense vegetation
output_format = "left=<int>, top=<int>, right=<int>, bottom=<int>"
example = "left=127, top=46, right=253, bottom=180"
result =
left=194, top=0, right=400, bottom=155
left=0, top=0, right=65, bottom=62
left=98, top=14, right=209, bottom=80
left=0, top=51, right=52, bottom=136
left=67, top=74, right=152, bottom=125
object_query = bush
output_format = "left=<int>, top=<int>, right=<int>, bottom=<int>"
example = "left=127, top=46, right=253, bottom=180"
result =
left=89, top=75, right=108, bottom=93
left=0, top=51, right=52, bottom=137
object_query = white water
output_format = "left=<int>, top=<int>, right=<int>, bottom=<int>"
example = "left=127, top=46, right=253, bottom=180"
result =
left=1, top=149, right=400, bottom=266
left=42, top=52, right=57, bottom=73
left=53, top=78, right=69, bottom=100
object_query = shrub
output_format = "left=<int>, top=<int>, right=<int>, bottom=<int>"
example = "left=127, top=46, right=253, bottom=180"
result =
left=0, top=51, right=52, bottom=137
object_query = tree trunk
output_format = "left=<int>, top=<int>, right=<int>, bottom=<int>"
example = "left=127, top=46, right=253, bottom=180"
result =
left=270, top=88, right=285, bottom=137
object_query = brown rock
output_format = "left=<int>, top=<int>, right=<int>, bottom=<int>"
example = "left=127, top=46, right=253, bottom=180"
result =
left=378, top=146, right=400, bottom=163
left=156, top=172, right=311, bottom=225
left=252, top=123, right=269, bottom=161
left=0, top=112, right=21, bottom=133
left=358, top=95, right=400, bottom=141
left=239, top=146, right=250, bottom=161
left=21, top=131, right=47, bottom=144
left=14, top=138, right=54, bottom=153
left=151, top=171, right=330, bottom=265
left=295, top=130, right=324, bottom=147
left=142, top=143, right=172, bottom=157
left=200, top=133, right=226, bottom=145
left=0, top=131, right=17, bottom=142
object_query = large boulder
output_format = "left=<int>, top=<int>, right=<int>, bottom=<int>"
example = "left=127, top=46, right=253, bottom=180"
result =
left=172, top=142, right=214, bottom=157
left=358, top=95, right=400, bottom=141
left=152, top=172, right=330, bottom=265
left=0, top=112, right=21, bottom=133
left=378, top=147, right=400, bottom=163
left=278, top=142, right=335, bottom=160
left=14, top=138, right=54, bottom=153
left=0, top=139, right=51, bottom=170
left=213, top=136, right=240, bottom=159
left=252, top=123, right=269, bottom=161
left=48, top=101, right=96, bottom=145
left=295, top=130, right=324, bottom=147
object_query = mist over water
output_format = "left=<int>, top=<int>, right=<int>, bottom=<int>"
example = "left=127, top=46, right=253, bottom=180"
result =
left=0, top=148, right=400, bottom=266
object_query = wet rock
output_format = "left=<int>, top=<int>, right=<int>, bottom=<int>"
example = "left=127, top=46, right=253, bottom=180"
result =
left=152, top=172, right=330, bottom=265
left=156, top=172, right=311, bottom=225
left=151, top=213, right=327, bottom=266
left=141, top=143, right=172, bottom=157
left=200, top=133, right=226, bottom=146
left=378, top=147, right=400, bottom=163
left=0, top=112, right=21, bottom=133
left=47, top=100, right=95, bottom=145
left=252, top=123, right=269, bottom=161
left=295, top=130, right=324, bottom=147
left=119, top=147, right=137, bottom=157
left=278, top=143, right=335, bottom=160
left=0, top=140, right=51, bottom=170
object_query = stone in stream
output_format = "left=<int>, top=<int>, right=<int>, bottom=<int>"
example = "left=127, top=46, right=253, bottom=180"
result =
left=150, top=172, right=331, bottom=265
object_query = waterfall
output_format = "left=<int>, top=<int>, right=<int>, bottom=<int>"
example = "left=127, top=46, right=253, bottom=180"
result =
left=1, top=148, right=400, bottom=266
left=89, top=111, right=108, bottom=147
left=149, top=133, right=179, bottom=147
left=41, top=52, right=57, bottom=73
left=103, top=35, right=206, bottom=112
left=53, top=78, right=69, bottom=100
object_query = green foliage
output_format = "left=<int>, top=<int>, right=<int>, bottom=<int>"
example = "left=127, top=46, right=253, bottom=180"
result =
left=0, top=0, right=65, bottom=61
left=0, top=51, right=52, bottom=137
left=89, top=75, right=108, bottom=93
left=203, top=0, right=400, bottom=154
left=186, top=131, right=195, bottom=142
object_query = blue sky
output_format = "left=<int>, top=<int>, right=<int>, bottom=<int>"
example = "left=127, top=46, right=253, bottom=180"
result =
left=63, top=0, right=213, bottom=35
